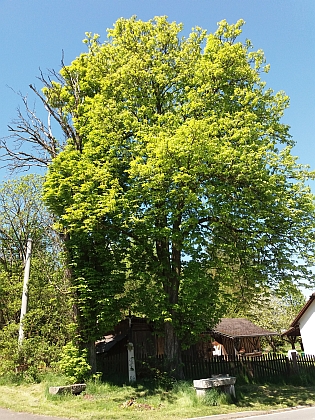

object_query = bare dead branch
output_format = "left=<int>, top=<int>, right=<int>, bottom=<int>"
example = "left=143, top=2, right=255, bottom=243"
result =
left=0, top=62, right=83, bottom=173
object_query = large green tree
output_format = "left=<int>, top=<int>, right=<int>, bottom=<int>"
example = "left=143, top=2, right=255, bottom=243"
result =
left=43, top=17, right=315, bottom=377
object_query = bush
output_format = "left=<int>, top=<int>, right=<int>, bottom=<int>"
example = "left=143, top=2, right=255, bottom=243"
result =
left=0, top=321, right=68, bottom=382
left=55, top=342, right=91, bottom=384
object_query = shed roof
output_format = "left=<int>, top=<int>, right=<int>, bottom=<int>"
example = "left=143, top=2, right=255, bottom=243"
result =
left=212, top=318, right=278, bottom=339
left=95, top=333, right=127, bottom=354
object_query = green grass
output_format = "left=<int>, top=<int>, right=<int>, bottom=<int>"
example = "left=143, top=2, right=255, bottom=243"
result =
left=0, top=374, right=314, bottom=419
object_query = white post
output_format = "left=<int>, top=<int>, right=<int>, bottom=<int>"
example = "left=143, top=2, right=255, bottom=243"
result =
left=18, top=238, right=32, bottom=345
left=127, top=342, right=136, bottom=383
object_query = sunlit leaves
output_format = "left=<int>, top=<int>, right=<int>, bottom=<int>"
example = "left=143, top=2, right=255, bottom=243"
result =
left=44, top=17, right=315, bottom=351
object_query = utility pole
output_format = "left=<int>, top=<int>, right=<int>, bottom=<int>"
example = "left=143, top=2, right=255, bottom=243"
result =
left=18, top=238, right=32, bottom=345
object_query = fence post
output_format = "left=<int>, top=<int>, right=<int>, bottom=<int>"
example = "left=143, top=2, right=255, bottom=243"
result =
left=285, top=356, right=291, bottom=377
left=127, top=342, right=136, bottom=383
left=291, top=351, right=298, bottom=373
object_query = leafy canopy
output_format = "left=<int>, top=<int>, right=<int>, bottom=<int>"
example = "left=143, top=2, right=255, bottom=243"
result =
left=44, top=16, right=315, bottom=347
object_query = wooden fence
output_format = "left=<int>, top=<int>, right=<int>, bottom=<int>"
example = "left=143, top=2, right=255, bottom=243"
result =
left=182, top=353, right=290, bottom=380
left=96, top=352, right=315, bottom=382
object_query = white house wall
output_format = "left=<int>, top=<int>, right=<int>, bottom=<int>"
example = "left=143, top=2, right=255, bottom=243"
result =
left=299, top=301, right=315, bottom=356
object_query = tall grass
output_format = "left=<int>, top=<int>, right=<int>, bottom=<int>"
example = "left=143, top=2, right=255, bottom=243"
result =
left=0, top=372, right=315, bottom=420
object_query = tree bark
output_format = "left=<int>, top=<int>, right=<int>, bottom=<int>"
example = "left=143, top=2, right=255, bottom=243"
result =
left=164, top=320, right=184, bottom=379
left=156, top=213, right=185, bottom=379
left=87, top=340, right=97, bottom=374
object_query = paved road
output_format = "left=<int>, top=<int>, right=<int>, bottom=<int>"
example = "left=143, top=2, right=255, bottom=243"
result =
left=234, top=407, right=315, bottom=420
left=188, top=406, right=315, bottom=420
left=0, top=408, right=70, bottom=420
left=2, top=406, right=315, bottom=420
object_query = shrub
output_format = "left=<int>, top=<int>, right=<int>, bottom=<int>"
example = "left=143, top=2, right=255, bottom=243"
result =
left=56, top=342, right=91, bottom=384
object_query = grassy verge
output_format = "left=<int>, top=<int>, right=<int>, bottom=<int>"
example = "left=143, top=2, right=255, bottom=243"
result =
left=0, top=375, right=314, bottom=420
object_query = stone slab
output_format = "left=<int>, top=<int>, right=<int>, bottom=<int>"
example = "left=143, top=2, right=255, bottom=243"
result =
left=49, top=383, right=86, bottom=395
left=193, top=375, right=236, bottom=398
left=193, top=376, right=236, bottom=389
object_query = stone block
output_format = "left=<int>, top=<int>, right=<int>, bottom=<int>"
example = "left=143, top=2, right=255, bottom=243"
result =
left=49, top=383, right=86, bottom=395
left=193, top=375, right=236, bottom=398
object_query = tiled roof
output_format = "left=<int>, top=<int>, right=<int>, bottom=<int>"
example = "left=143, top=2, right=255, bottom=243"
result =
left=212, top=318, right=278, bottom=338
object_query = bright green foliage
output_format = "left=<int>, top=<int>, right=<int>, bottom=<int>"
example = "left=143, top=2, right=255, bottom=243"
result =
left=44, top=17, right=315, bottom=373
left=0, top=175, right=73, bottom=375
left=56, top=342, right=91, bottom=384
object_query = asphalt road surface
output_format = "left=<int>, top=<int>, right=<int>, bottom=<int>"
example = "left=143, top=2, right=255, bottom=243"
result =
left=188, top=406, right=315, bottom=420
left=233, top=407, right=315, bottom=420
left=0, top=408, right=69, bottom=420
left=1, top=406, right=315, bottom=420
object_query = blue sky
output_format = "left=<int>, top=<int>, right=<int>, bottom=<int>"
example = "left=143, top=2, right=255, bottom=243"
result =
left=0, top=0, right=314, bottom=181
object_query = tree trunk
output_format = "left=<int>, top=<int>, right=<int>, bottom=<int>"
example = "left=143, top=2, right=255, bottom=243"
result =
left=156, top=212, right=184, bottom=379
left=87, top=340, right=97, bottom=374
left=164, top=321, right=184, bottom=379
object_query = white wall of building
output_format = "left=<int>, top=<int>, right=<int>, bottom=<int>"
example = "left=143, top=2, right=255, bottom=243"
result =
left=300, top=302, right=315, bottom=356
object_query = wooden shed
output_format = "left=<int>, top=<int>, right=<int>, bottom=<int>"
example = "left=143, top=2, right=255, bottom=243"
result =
left=210, top=318, right=278, bottom=357
left=96, top=317, right=160, bottom=359
left=95, top=316, right=279, bottom=361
